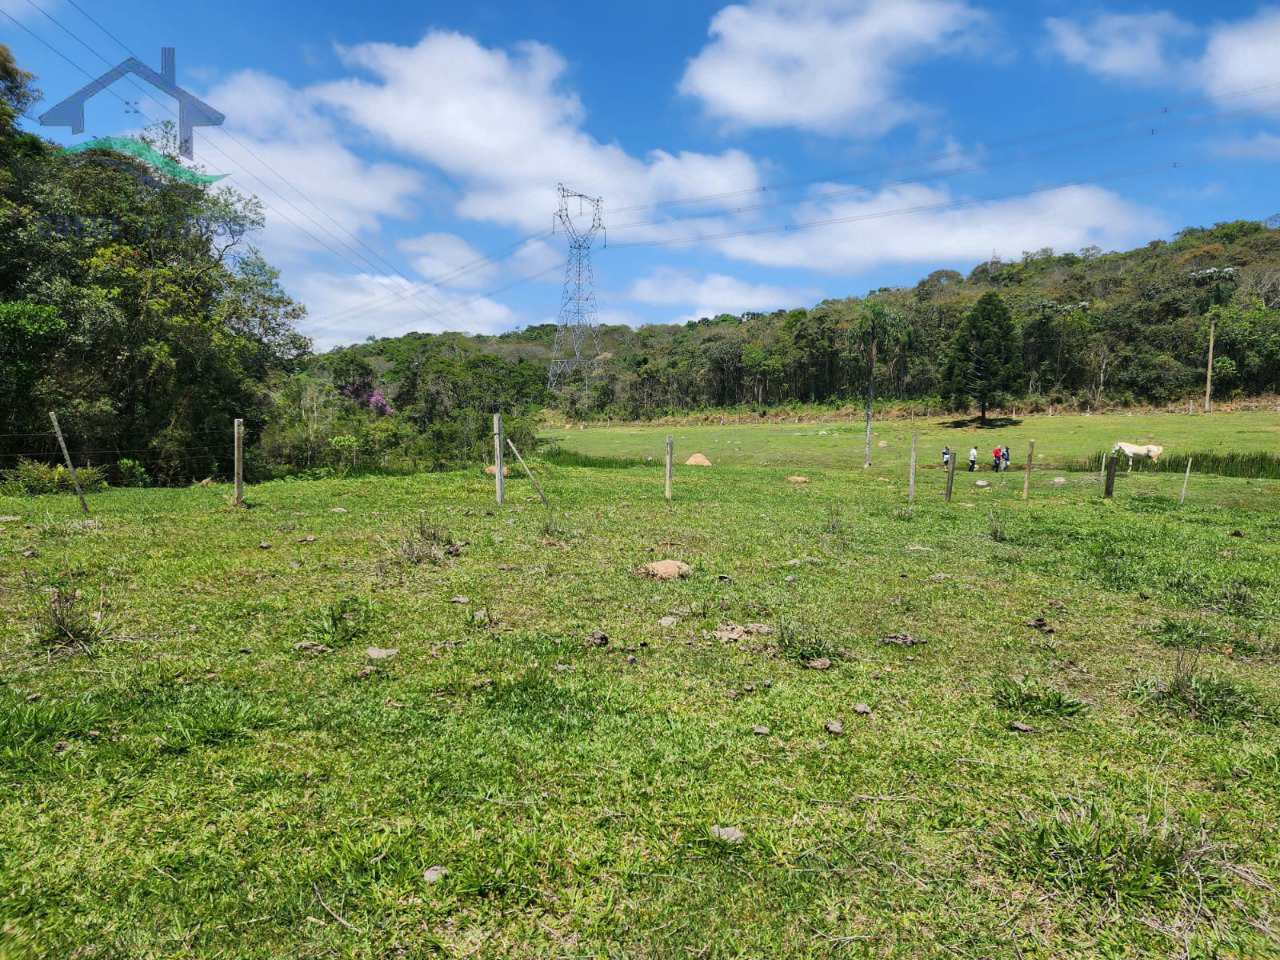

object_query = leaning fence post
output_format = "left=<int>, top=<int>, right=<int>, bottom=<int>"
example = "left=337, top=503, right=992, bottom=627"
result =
left=1104, top=453, right=1118, bottom=499
left=233, top=418, right=245, bottom=507
left=944, top=453, right=956, bottom=502
left=1022, top=440, right=1036, bottom=501
left=493, top=413, right=505, bottom=505
left=664, top=436, right=674, bottom=502
left=1179, top=457, right=1193, bottom=506
left=506, top=438, right=548, bottom=508
left=907, top=432, right=918, bottom=504
left=48, top=411, right=89, bottom=515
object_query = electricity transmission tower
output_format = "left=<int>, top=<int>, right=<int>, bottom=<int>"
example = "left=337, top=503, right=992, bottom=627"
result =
left=549, top=184, right=605, bottom=389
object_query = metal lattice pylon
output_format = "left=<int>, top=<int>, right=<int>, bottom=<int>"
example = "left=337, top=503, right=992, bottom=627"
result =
left=549, top=184, right=604, bottom=389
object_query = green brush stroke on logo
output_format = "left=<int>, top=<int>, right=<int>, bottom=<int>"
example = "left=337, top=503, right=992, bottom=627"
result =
left=64, top=136, right=227, bottom=186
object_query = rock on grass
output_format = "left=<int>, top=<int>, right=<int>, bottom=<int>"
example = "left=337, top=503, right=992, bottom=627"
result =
left=641, top=560, right=691, bottom=581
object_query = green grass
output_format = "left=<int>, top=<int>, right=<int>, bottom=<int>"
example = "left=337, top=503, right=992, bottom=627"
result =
left=1, top=410, right=1278, bottom=958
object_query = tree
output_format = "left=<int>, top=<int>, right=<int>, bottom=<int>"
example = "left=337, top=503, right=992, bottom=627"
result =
left=0, top=43, right=39, bottom=122
left=946, top=292, right=1022, bottom=422
left=848, top=299, right=906, bottom=467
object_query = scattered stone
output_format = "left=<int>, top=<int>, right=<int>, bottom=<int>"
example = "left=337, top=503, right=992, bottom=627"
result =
left=554, top=663, right=572, bottom=672
left=824, top=719, right=844, bottom=736
left=449, top=596, right=470, bottom=605
left=1231, top=529, right=1245, bottom=538
left=484, top=465, right=511, bottom=477
left=882, top=633, right=925, bottom=647
left=1052, top=477, right=1067, bottom=486
left=0, top=516, right=20, bottom=523
left=472, top=609, right=490, bottom=625
left=717, top=574, right=734, bottom=583
left=54, top=740, right=71, bottom=755
left=384, top=698, right=407, bottom=709
left=356, top=666, right=377, bottom=679
left=21, top=548, right=38, bottom=559
left=710, top=825, right=744, bottom=844
left=751, top=724, right=770, bottom=736
left=624, top=654, right=637, bottom=664
left=853, top=703, right=873, bottom=716
left=878, top=440, right=889, bottom=448
left=366, top=647, right=399, bottom=661
left=658, top=615, right=679, bottom=627
left=587, top=630, right=609, bottom=648
left=294, top=641, right=332, bottom=654
left=297, top=535, right=317, bottom=543
left=715, top=623, right=773, bottom=642
left=1009, top=721, right=1035, bottom=734
left=974, top=480, right=991, bottom=489
left=25, top=692, right=41, bottom=702
left=329, top=507, right=348, bottom=513
left=1026, top=616, right=1055, bottom=635
left=784, top=574, right=797, bottom=584
left=927, top=573, right=950, bottom=583
left=786, top=476, right=809, bottom=485
left=641, top=560, right=692, bottom=581
left=423, top=865, right=448, bottom=884
left=805, top=657, right=832, bottom=670
left=258, top=541, right=272, bottom=550
left=685, top=453, right=712, bottom=467
left=1048, top=599, right=1067, bottom=611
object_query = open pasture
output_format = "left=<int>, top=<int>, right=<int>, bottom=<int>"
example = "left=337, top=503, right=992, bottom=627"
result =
left=1, top=411, right=1278, bottom=958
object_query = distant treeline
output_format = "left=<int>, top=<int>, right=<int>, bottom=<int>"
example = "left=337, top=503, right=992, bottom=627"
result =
left=335, top=220, right=1280, bottom=423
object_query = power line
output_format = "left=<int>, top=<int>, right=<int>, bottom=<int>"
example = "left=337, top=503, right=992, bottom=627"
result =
left=16, top=0, right=462, bottom=321
left=609, top=99, right=1276, bottom=234
left=610, top=77, right=1280, bottom=218
left=608, top=161, right=1183, bottom=250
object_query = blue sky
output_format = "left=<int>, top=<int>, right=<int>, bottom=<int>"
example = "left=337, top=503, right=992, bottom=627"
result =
left=4, top=0, right=1280, bottom=348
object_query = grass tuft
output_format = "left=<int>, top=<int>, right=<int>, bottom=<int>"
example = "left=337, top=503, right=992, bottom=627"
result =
left=996, top=801, right=1224, bottom=905
left=304, top=596, right=370, bottom=648
left=389, top=514, right=461, bottom=566
left=775, top=619, right=841, bottom=665
left=1131, top=649, right=1267, bottom=724
left=34, top=588, right=111, bottom=653
left=992, top=675, right=1089, bottom=717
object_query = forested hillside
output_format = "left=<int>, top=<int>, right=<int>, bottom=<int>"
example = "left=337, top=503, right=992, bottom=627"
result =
left=4, top=41, right=1278, bottom=486
left=332, top=221, right=1280, bottom=422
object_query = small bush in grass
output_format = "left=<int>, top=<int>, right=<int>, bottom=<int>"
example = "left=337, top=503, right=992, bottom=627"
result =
left=996, top=801, right=1224, bottom=905
left=992, top=675, right=1088, bottom=718
left=391, top=515, right=460, bottom=566
left=776, top=619, right=840, bottom=665
left=115, top=457, right=151, bottom=487
left=1149, top=617, right=1230, bottom=650
left=1131, top=649, right=1266, bottom=724
left=35, top=588, right=111, bottom=653
left=2, top=458, right=107, bottom=495
left=988, top=511, right=1007, bottom=543
left=304, top=597, right=370, bottom=648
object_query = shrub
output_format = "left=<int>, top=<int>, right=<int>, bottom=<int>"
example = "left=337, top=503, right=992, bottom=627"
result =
left=2, top=458, right=107, bottom=495
left=35, top=588, right=111, bottom=653
left=1131, top=650, right=1266, bottom=724
left=776, top=619, right=841, bottom=665
left=389, top=515, right=461, bottom=566
left=115, top=457, right=151, bottom=487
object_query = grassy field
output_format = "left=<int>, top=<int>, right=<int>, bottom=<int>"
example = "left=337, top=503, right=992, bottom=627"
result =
left=2, top=411, right=1279, bottom=958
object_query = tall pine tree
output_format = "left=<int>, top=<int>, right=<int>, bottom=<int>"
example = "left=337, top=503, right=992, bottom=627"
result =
left=946, top=292, right=1022, bottom=422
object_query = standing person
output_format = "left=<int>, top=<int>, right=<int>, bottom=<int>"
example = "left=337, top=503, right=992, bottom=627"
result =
left=968, top=446, right=978, bottom=472
left=942, top=445, right=952, bottom=469
left=1002, top=445, right=1011, bottom=472
left=992, top=446, right=1002, bottom=471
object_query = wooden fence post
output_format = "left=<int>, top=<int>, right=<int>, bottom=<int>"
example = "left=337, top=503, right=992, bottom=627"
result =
left=907, top=433, right=918, bottom=504
left=506, top=438, right=548, bottom=508
left=1179, top=457, right=1193, bottom=506
left=664, top=436, right=674, bottom=502
left=1022, top=440, right=1036, bottom=501
left=944, top=453, right=956, bottom=503
left=493, top=413, right=505, bottom=505
left=233, top=418, right=244, bottom=507
left=1104, top=453, right=1118, bottom=499
left=48, top=411, right=88, bottom=516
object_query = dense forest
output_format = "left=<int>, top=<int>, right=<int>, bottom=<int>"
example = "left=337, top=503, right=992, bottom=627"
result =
left=3, top=43, right=1278, bottom=486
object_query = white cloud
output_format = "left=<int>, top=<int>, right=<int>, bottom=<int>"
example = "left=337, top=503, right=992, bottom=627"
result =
left=1198, top=8, right=1280, bottom=112
left=1045, top=12, right=1193, bottom=82
left=201, top=70, right=422, bottom=259
left=629, top=267, right=813, bottom=321
left=680, top=0, right=986, bottom=135
left=399, top=232, right=499, bottom=289
left=1213, top=132, right=1280, bottom=159
left=312, top=31, right=762, bottom=231
left=295, top=270, right=517, bottom=350
left=0, top=0, right=56, bottom=21
left=713, top=182, right=1167, bottom=272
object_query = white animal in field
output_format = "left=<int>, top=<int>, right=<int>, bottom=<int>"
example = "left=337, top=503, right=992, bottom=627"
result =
left=1113, top=442, right=1164, bottom=470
